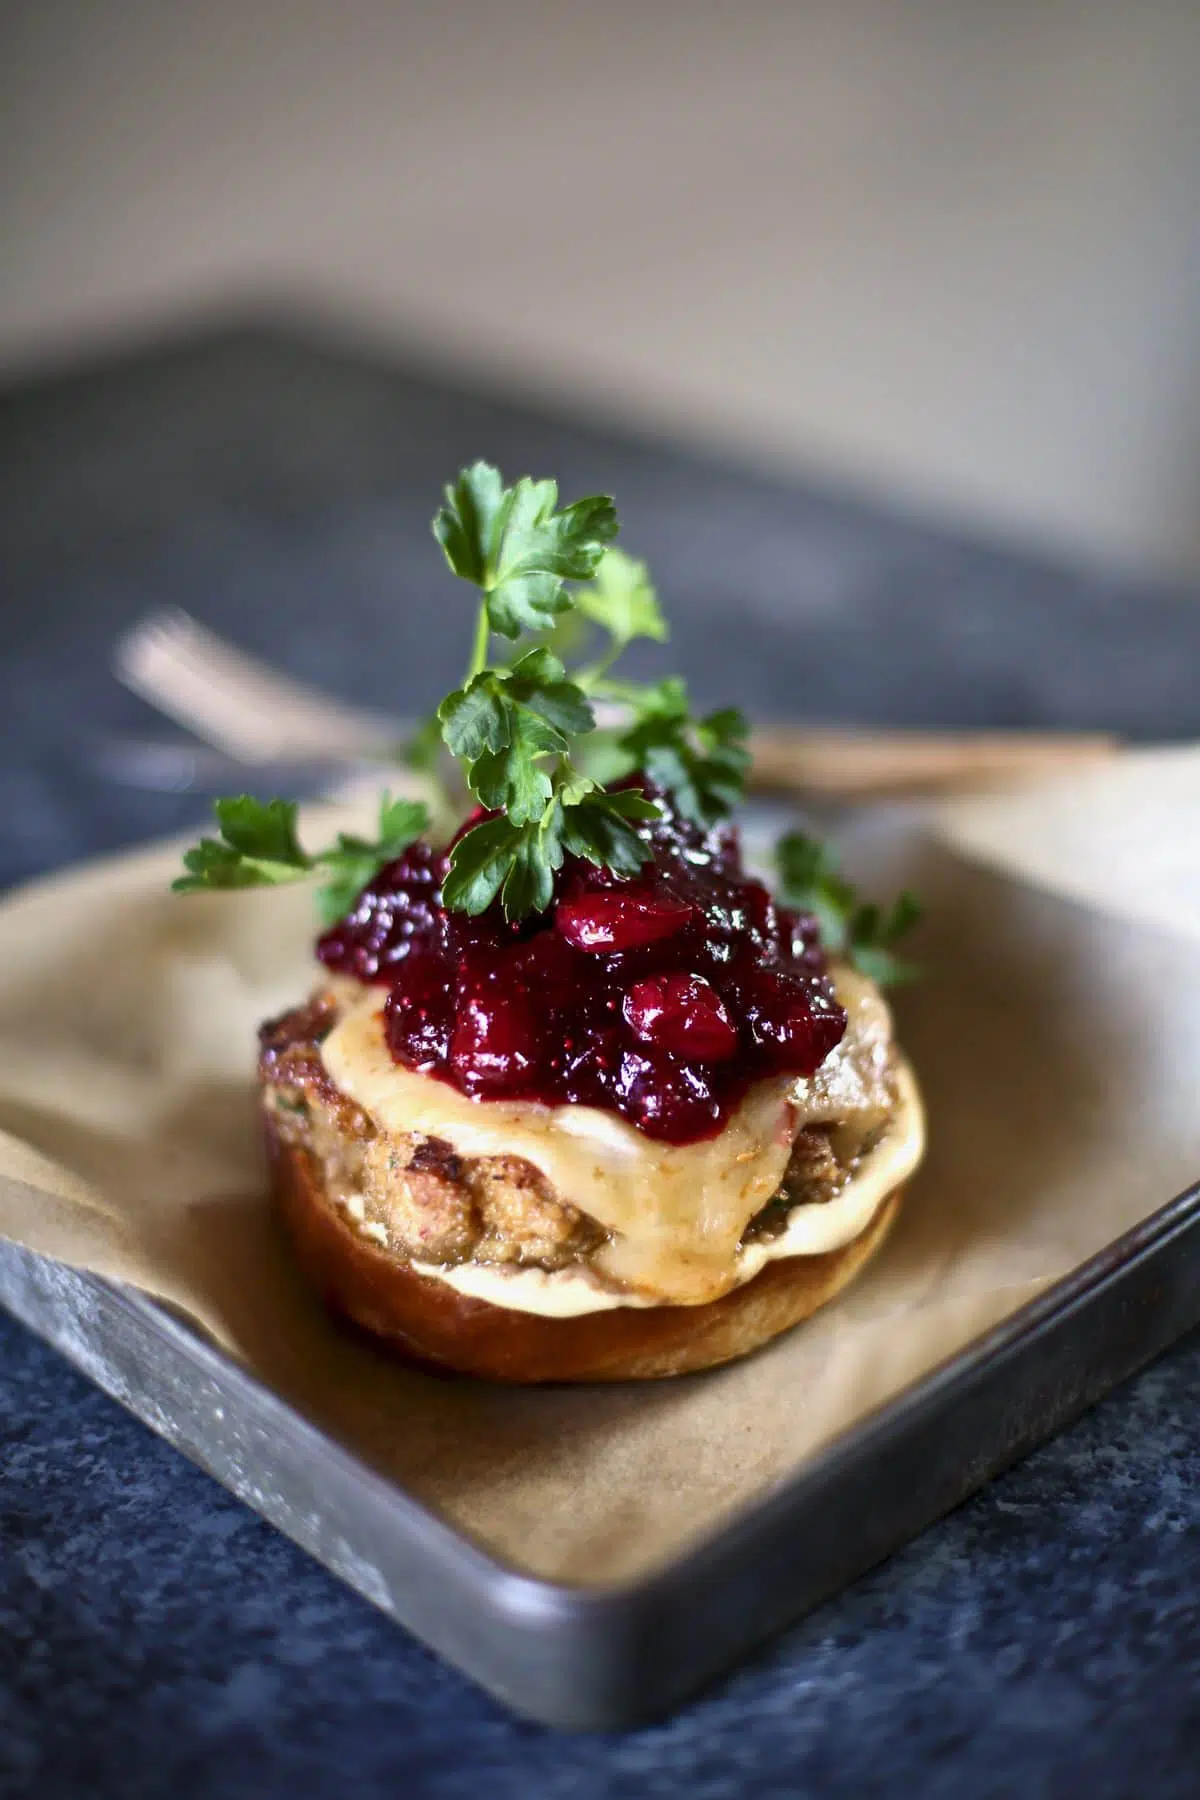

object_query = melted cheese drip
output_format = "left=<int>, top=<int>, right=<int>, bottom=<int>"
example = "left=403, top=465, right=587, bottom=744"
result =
left=320, top=964, right=920, bottom=1307
left=322, top=986, right=797, bottom=1303
left=415, top=1060, right=923, bottom=1316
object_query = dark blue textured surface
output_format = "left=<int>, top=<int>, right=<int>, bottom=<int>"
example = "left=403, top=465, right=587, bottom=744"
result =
left=1, top=322, right=1199, bottom=1796
left=2, top=1304, right=1198, bottom=1799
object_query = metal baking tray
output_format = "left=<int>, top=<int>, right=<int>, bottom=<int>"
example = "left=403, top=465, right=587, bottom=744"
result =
left=2, top=1177, right=1198, bottom=1730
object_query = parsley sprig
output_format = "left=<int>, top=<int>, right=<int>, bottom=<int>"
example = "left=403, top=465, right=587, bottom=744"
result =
left=774, top=831, right=922, bottom=986
left=175, top=462, right=749, bottom=923
left=433, top=463, right=618, bottom=645
left=173, top=793, right=429, bottom=925
left=173, top=463, right=923, bottom=959
left=430, top=464, right=749, bottom=918
left=609, top=678, right=750, bottom=826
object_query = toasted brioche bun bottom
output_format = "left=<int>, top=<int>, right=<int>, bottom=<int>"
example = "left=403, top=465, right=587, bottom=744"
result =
left=265, top=1112, right=905, bottom=1383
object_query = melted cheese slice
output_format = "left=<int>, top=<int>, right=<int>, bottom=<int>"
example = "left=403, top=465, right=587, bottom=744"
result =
left=414, top=1061, right=923, bottom=1317
left=320, top=966, right=923, bottom=1308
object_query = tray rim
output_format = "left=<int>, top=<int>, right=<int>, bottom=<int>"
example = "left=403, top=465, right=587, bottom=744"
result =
left=65, top=1170, right=1200, bottom=1604
left=3, top=831, right=1200, bottom=1721
left=3, top=1169, right=1198, bottom=1728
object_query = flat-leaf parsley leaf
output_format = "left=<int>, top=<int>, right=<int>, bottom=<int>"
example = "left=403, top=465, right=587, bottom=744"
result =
left=173, top=792, right=429, bottom=925
left=774, top=831, right=921, bottom=985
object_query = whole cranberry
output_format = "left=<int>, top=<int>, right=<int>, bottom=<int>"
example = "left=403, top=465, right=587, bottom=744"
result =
left=448, top=947, right=544, bottom=1098
left=739, top=969, right=846, bottom=1075
left=384, top=950, right=454, bottom=1067
left=615, top=1047, right=721, bottom=1142
left=560, top=1026, right=626, bottom=1110
left=623, top=973, right=739, bottom=1062
left=555, top=885, right=694, bottom=953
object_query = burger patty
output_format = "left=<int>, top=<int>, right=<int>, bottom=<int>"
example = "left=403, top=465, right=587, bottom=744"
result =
left=259, top=987, right=894, bottom=1277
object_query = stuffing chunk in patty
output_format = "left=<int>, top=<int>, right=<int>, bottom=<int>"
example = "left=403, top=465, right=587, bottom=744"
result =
left=260, top=994, right=604, bottom=1271
left=361, top=1135, right=478, bottom=1262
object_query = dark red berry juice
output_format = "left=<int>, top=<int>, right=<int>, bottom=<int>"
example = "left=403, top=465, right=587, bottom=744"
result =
left=317, top=784, right=846, bottom=1144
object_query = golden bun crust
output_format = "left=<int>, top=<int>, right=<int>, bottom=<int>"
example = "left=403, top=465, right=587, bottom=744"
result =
left=265, top=1111, right=903, bottom=1383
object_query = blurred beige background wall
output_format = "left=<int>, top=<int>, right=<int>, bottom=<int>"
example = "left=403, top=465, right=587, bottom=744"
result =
left=3, top=0, right=1199, bottom=577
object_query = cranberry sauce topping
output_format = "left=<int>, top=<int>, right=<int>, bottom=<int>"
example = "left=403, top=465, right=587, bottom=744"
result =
left=317, top=784, right=846, bottom=1144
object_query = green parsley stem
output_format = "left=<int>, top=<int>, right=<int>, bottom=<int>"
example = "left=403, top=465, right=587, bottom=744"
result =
left=467, top=601, right=491, bottom=680
left=588, top=675, right=640, bottom=703
left=575, top=650, right=622, bottom=692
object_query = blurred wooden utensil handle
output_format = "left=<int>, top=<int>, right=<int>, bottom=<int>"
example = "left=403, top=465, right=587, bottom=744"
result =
left=749, top=727, right=1119, bottom=799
